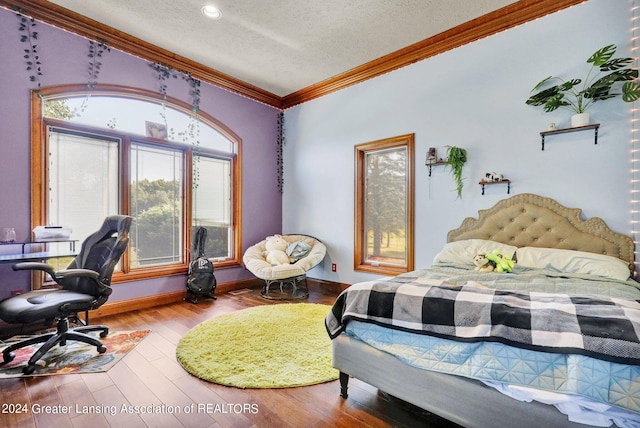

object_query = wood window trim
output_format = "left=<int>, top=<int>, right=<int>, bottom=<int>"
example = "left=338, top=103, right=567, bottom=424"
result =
left=354, top=133, right=414, bottom=276
left=30, top=84, right=243, bottom=285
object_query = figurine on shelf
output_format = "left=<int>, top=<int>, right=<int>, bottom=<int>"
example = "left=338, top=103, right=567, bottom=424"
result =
left=483, top=172, right=504, bottom=183
left=426, top=147, right=437, bottom=164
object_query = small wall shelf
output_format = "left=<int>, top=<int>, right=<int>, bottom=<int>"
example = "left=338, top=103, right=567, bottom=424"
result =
left=426, top=160, right=447, bottom=177
left=539, top=123, right=600, bottom=151
left=479, top=179, right=511, bottom=195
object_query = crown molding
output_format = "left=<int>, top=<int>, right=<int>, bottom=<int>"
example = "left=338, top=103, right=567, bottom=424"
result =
left=282, top=0, right=586, bottom=108
left=1, top=0, right=284, bottom=108
left=2, top=0, right=586, bottom=110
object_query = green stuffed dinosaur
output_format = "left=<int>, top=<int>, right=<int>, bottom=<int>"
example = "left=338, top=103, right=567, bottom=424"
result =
left=484, top=249, right=515, bottom=273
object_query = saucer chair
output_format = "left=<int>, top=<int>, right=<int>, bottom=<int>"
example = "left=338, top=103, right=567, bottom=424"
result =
left=243, top=234, right=326, bottom=300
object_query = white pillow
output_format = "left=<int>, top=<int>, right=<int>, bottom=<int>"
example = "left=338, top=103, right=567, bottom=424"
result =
left=433, top=239, right=517, bottom=267
left=515, top=247, right=630, bottom=281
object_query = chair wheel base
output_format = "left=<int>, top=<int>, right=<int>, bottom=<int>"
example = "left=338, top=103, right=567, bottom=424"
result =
left=1, top=318, right=111, bottom=375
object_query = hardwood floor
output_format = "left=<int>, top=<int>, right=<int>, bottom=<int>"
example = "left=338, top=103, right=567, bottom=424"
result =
left=0, top=281, right=459, bottom=428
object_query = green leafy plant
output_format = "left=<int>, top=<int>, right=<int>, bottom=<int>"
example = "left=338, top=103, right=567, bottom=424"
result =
left=526, top=44, right=640, bottom=114
left=445, top=146, right=467, bottom=199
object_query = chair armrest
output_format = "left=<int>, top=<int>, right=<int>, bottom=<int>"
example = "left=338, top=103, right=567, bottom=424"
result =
left=54, top=269, right=100, bottom=281
left=55, top=269, right=111, bottom=295
left=12, top=262, right=56, bottom=277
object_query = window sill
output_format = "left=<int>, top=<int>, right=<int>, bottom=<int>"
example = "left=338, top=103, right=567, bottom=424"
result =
left=111, top=259, right=241, bottom=283
left=355, top=263, right=411, bottom=277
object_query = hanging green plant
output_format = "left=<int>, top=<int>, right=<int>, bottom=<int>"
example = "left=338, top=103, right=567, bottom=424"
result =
left=445, top=146, right=467, bottom=199
left=16, top=11, right=43, bottom=90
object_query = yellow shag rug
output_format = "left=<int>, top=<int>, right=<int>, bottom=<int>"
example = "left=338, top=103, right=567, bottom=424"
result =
left=176, top=303, right=338, bottom=388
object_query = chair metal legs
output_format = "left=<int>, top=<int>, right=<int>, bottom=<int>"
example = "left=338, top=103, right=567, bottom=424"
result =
left=261, top=274, right=309, bottom=300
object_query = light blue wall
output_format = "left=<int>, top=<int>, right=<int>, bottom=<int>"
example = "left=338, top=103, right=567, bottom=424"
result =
left=283, top=0, right=635, bottom=285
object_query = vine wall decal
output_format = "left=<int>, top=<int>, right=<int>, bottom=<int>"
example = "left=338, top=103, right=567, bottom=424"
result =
left=149, top=62, right=178, bottom=99
left=277, top=111, right=285, bottom=193
left=16, top=10, right=43, bottom=90
left=148, top=62, right=203, bottom=188
left=87, top=38, right=111, bottom=89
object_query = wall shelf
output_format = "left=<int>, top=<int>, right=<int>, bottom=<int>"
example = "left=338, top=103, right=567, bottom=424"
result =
left=539, top=123, right=600, bottom=151
left=479, top=179, right=511, bottom=195
left=425, top=160, right=447, bottom=176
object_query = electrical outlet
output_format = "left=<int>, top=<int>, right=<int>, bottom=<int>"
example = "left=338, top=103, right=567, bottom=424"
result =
left=331, top=263, right=337, bottom=272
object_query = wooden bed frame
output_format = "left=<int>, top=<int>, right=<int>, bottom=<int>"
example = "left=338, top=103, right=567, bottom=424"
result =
left=332, top=193, right=636, bottom=427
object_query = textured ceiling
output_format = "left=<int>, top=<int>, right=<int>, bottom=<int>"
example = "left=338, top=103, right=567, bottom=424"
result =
left=47, top=0, right=516, bottom=97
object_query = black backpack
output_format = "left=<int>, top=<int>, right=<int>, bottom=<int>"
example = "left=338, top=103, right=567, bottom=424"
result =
left=185, top=227, right=217, bottom=303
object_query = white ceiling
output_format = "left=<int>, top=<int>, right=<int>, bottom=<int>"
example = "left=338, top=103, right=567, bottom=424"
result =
left=47, top=0, right=516, bottom=97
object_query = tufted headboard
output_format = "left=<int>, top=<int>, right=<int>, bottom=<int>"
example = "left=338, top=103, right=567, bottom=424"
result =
left=447, top=193, right=635, bottom=272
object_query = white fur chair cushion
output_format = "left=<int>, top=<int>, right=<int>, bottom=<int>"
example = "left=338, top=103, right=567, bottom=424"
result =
left=243, top=235, right=326, bottom=280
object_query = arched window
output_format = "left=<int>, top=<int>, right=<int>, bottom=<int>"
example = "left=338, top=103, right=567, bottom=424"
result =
left=31, top=85, right=242, bottom=284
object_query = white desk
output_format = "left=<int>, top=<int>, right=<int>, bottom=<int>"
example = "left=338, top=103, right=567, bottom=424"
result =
left=0, top=240, right=78, bottom=264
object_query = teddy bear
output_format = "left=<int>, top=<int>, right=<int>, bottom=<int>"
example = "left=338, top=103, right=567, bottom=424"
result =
left=262, top=234, right=290, bottom=266
left=473, top=254, right=496, bottom=272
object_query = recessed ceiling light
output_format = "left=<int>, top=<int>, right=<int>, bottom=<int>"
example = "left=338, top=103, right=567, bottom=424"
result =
left=201, top=5, right=222, bottom=20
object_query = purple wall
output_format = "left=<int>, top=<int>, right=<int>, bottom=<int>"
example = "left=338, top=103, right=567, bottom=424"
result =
left=0, top=7, right=282, bottom=301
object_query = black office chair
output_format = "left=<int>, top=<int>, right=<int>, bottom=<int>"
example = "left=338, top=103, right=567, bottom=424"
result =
left=0, top=215, right=132, bottom=374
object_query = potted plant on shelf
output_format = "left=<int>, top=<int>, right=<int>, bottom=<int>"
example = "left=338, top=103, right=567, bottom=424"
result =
left=525, top=44, right=640, bottom=127
left=445, top=146, right=467, bottom=199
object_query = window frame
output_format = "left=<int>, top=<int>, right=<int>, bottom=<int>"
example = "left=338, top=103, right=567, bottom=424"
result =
left=354, top=133, right=414, bottom=276
left=31, top=84, right=243, bottom=284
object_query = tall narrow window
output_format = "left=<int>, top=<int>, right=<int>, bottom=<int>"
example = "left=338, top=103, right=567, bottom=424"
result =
left=355, top=134, right=414, bottom=275
left=47, top=127, right=120, bottom=273
left=130, top=143, right=184, bottom=267
left=48, top=128, right=120, bottom=235
left=193, top=155, right=232, bottom=259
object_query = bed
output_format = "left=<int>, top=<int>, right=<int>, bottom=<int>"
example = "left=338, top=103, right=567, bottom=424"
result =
left=326, top=193, right=640, bottom=427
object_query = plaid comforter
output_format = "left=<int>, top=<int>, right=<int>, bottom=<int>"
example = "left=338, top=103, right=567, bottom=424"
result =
left=325, top=272, right=640, bottom=364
